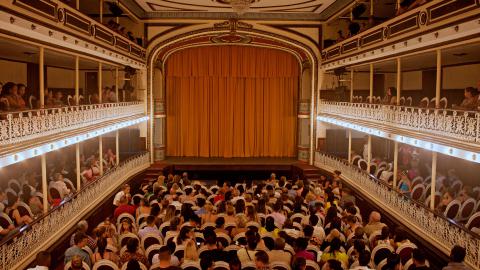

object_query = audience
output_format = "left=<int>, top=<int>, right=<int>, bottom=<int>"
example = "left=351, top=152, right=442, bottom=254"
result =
left=27, top=251, right=51, bottom=270
left=443, top=245, right=469, bottom=270
left=64, top=232, right=92, bottom=268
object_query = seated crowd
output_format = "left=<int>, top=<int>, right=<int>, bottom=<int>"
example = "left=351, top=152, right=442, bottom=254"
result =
left=0, top=81, right=119, bottom=112
left=0, top=148, right=117, bottom=240
left=105, top=20, right=143, bottom=47
left=26, top=172, right=470, bottom=270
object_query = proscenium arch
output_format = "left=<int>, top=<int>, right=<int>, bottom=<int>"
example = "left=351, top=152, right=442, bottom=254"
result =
left=147, top=27, right=319, bottom=164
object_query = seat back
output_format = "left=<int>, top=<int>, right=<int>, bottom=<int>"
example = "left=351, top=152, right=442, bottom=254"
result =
left=444, top=200, right=461, bottom=219
left=411, top=184, right=425, bottom=201
left=459, top=198, right=477, bottom=221
left=371, top=244, right=394, bottom=266
left=419, top=97, right=429, bottom=108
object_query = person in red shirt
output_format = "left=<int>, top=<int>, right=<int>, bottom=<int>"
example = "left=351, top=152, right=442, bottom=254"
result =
left=114, top=196, right=135, bottom=220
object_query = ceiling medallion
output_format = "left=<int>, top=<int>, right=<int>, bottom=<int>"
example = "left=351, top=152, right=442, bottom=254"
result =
left=210, top=33, right=252, bottom=44
left=216, top=0, right=260, bottom=15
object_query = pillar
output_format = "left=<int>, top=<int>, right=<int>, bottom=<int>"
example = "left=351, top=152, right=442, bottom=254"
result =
left=396, top=57, right=401, bottom=105
left=367, top=135, right=372, bottom=172
left=98, top=62, right=103, bottom=103
left=115, top=67, right=119, bottom=102
left=435, top=49, right=442, bottom=108
left=369, top=63, right=374, bottom=103
left=350, top=69, right=354, bottom=103
left=430, top=152, right=438, bottom=210
left=76, top=143, right=81, bottom=189
left=116, top=130, right=120, bottom=165
left=393, top=142, right=399, bottom=187
left=99, top=136, right=104, bottom=175
left=75, top=56, right=79, bottom=105
left=41, top=154, right=48, bottom=213
left=39, top=47, right=45, bottom=108
left=348, top=130, right=352, bottom=163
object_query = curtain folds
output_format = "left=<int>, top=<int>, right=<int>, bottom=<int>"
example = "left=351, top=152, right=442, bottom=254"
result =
left=165, top=46, right=299, bottom=157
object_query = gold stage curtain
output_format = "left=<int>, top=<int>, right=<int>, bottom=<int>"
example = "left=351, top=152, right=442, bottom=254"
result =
left=165, top=46, right=299, bottom=157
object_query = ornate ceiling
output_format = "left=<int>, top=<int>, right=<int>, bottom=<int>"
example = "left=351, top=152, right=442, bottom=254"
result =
left=120, top=0, right=354, bottom=20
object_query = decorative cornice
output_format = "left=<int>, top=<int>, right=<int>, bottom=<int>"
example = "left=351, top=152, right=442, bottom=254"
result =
left=145, top=11, right=325, bottom=21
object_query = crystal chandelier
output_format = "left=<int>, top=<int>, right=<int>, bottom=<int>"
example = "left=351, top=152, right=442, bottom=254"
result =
left=230, top=0, right=253, bottom=15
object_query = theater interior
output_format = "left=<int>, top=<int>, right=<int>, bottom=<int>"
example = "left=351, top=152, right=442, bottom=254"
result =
left=1, top=0, right=480, bottom=269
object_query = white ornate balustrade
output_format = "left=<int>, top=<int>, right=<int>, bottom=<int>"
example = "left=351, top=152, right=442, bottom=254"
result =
left=0, top=152, right=150, bottom=270
left=0, top=102, right=145, bottom=146
left=314, top=152, right=480, bottom=269
left=318, top=101, right=480, bottom=143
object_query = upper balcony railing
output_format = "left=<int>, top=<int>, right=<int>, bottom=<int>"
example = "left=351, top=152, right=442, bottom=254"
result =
left=318, top=100, right=480, bottom=144
left=0, top=102, right=144, bottom=146
left=321, top=0, right=480, bottom=68
left=2, top=0, right=146, bottom=62
left=0, top=152, right=150, bottom=270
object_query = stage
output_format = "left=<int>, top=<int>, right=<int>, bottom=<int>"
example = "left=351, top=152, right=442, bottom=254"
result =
left=145, top=157, right=322, bottom=183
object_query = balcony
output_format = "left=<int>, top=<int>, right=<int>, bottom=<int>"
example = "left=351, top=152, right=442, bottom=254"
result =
left=0, top=102, right=146, bottom=166
left=0, top=152, right=150, bottom=270
left=314, top=152, right=480, bottom=269
left=317, top=100, right=480, bottom=161
left=0, top=0, right=146, bottom=69
left=321, top=0, right=480, bottom=71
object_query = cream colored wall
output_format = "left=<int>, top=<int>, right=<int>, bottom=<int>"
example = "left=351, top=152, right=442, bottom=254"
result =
left=353, top=72, right=370, bottom=91
left=118, top=17, right=144, bottom=38
left=323, top=20, right=350, bottom=42
left=0, top=60, right=27, bottom=84
left=443, top=64, right=480, bottom=89
left=402, top=71, right=422, bottom=91
left=46, top=67, right=74, bottom=89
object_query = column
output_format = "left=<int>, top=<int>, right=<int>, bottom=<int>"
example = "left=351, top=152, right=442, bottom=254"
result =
left=39, top=47, right=45, bottom=108
left=435, top=49, right=442, bottom=108
left=115, top=130, right=120, bottom=165
left=41, top=154, right=48, bottom=213
left=115, top=67, right=119, bottom=102
left=350, top=69, right=354, bottom=102
left=76, top=0, right=79, bottom=9
left=99, top=0, right=103, bottom=24
left=396, top=57, right=401, bottom=105
left=76, top=143, right=81, bottom=189
left=99, top=136, right=104, bottom=175
left=369, top=63, right=374, bottom=103
left=348, top=130, right=352, bottom=163
left=75, top=56, right=79, bottom=105
left=367, top=135, right=372, bottom=173
left=98, top=62, right=103, bottom=103
left=430, top=152, right=438, bottom=210
left=393, top=142, right=399, bottom=187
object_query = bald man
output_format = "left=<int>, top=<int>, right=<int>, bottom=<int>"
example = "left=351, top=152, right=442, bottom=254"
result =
left=364, top=211, right=386, bottom=236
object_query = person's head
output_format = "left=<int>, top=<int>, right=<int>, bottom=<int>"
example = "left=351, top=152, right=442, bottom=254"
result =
left=73, top=232, right=88, bottom=248
left=35, top=251, right=51, bottom=267
left=386, top=253, right=401, bottom=270
left=119, top=195, right=128, bottom=205
left=126, top=237, right=139, bottom=253
left=215, top=217, right=225, bottom=229
left=145, top=215, right=155, bottom=226
left=265, top=216, right=276, bottom=231
left=387, top=86, right=397, bottom=97
left=369, top=211, right=381, bottom=223
left=184, top=240, right=199, bottom=261
left=292, top=257, right=307, bottom=270
left=17, top=84, right=26, bottom=96
left=303, top=225, right=314, bottom=239
left=254, top=250, right=269, bottom=269
left=54, top=172, right=63, bottom=182
left=465, top=87, right=479, bottom=98
left=328, top=238, right=342, bottom=253
left=158, top=245, right=171, bottom=262
left=450, top=245, right=466, bottom=263
left=178, top=226, right=194, bottom=244
left=122, top=184, right=131, bottom=194
left=70, top=255, right=84, bottom=270
left=271, top=237, right=284, bottom=251
left=246, top=229, right=259, bottom=250
left=97, top=237, right=107, bottom=255
left=203, top=229, right=217, bottom=246
left=380, top=226, right=390, bottom=240
left=125, top=259, right=141, bottom=270
left=393, top=228, right=408, bottom=243
left=3, top=82, right=17, bottom=95
left=358, top=250, right=371, bottom=266
left=324, top=259, right=342, bottom=270
left=226, top=204, right=235, bottom=216
left=294, top=237, right=309, bottom=252
left=76, top=220, right=88, bottom=233
left=55, top=91, right=63, bottom=100
left=412, top=248, right=426, bottom=266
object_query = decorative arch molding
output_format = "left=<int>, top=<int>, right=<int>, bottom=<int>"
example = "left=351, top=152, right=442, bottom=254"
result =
left=146, top=20, right=319, bottom=164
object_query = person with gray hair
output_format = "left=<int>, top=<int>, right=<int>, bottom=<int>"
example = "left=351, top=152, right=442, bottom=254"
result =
left=268, top=237, right=291, bottom=265
left=363, top=211, right=386, bottom=236
left=69, top=220, right=96, bottom=251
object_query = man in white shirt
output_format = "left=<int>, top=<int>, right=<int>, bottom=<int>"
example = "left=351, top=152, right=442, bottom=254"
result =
left=138, top=215, right=160, bottom=239
left=27, top=251, right=51, bottom=270
left=113, top=184, right=130, bottom=207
